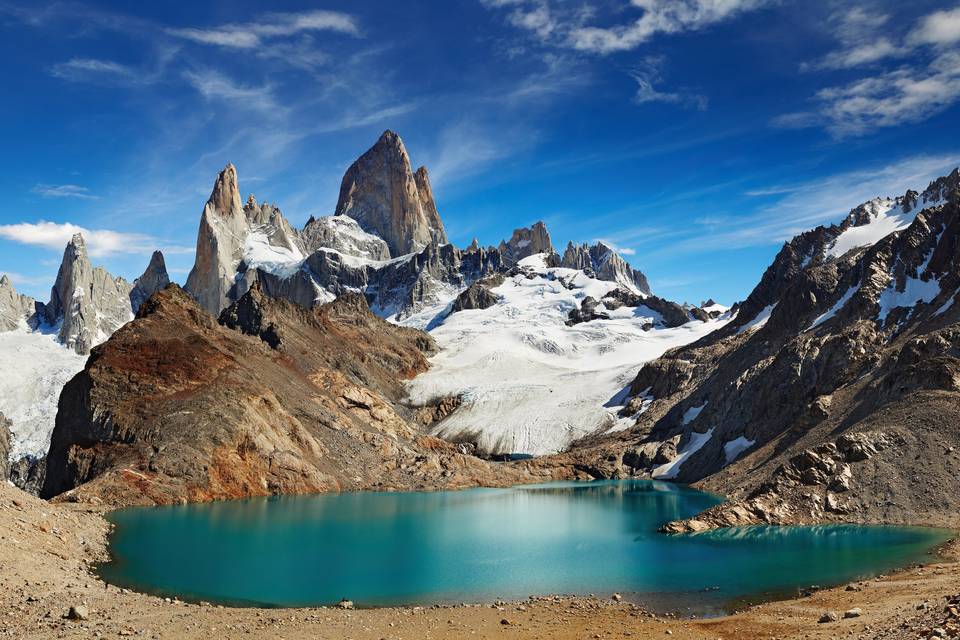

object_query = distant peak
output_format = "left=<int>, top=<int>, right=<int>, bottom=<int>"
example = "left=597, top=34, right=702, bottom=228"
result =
left=207, top=163, right=243, bottom=216
left=0, top=274, right=10, bottom=287
left=69, top=232, right=85, bottom=247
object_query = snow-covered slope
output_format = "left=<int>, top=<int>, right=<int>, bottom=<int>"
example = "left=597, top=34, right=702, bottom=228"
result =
left=0, top=323, right=86, bottom=459
left=405, top=255, right=730, bottom=456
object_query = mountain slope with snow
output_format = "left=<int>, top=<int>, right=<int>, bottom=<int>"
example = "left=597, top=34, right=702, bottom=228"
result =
left=406, top=255, right=729, bottom=455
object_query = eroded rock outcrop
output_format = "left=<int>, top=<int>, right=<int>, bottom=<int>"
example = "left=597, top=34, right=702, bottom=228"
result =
left=0, top=413, right=10, bottom=480
left=335, top=131, right=447, bottom=257
left=41, top=285, right=547, bottom=506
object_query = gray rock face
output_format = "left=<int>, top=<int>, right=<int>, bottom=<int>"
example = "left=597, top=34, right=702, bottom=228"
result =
left=498, top=221, right=554, bottom=266
left=335, top=130, right=447, bottom=257
left=184, top=163, right=252, bottom=316
left=561, top=242, right=652, bottom=295
left=44, top=234, right=134, bottom=355
left=0, top=275, right=35, bottom=332
left=129, top=251, right=170, bottom=313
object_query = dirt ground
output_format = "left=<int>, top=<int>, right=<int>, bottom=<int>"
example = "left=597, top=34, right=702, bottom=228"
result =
left=2, top=481, right=958, bottom=640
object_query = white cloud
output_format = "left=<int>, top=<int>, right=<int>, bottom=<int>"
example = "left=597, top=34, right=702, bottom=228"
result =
left=0, top=221, right=185, bottom=258
left=31, top=184, right=98, bottom=200
left=167, top=9, right=358, bottom=49
left=569, top=0, right=770, bottom=54
left=780, top=49, right=960, bottom=136
left=908, top=6, right=960, bottom=47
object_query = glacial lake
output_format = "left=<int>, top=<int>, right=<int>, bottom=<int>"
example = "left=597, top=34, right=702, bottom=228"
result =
left=99, top=480, right=950, bottom=613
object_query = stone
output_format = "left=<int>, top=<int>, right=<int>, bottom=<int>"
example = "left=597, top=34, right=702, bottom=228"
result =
left=66, top=605, right=88, bottom=620
left=337, top=599, right=354, bottom=610
left=843, top=607, right=862, bottom=618
left=818, top=611, right=839, bottom=623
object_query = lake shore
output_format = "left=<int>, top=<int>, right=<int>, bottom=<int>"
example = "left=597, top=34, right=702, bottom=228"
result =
left=2, top=480, right=958, bottom=640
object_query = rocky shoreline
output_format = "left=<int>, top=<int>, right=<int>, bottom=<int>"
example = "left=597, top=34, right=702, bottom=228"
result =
left=3, top=480, right=959, bottom=640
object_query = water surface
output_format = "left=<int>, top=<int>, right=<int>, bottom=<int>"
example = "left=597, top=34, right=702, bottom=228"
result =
left=100, top=480, right=949, bottom=612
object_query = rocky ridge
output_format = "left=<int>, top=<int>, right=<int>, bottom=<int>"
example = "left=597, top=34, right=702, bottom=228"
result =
left=549, top=169, right=960, bottom=530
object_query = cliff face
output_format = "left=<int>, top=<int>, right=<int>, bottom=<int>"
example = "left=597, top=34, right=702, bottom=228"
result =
left=41, top=285, right=543, bottom=506
left=334, top=130, right=448, bottom=257
left=184, top=164, right=252, bottom=316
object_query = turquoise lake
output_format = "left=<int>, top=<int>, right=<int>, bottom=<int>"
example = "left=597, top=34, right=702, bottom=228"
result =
left=99, top=480, right=950, bottom=613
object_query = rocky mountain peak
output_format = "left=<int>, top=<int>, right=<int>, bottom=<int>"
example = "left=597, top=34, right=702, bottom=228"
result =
left=185, top=163, right=259, bottom=315
left=560, top=239, right=651, bottom=295
left=130, top=250, right=171, bottom=313
left=498, top=221, right=554, bottom=266
left=334, top=130, right=448, bottom=257
left=44, top=233, right=136, bottom=354
left=208, top=162, right=244, bottom=219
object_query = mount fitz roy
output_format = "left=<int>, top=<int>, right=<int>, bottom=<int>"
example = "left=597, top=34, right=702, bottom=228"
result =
left=1, top=130, right=958, bottom=536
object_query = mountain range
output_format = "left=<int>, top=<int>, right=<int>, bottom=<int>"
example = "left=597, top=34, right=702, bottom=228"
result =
left=2, top=131, right=958, bottom=532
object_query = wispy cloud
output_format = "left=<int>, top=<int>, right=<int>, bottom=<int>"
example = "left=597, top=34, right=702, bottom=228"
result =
left=630, top=56, right=707, bottom=110
left=182, top=69, right=279, bottom=113
left=31, top=184, right=98, bottom=200
left=0, top=221, right=191, bottom=258
left=801, top=8, right=907, bottom=72
left=167, top=10, right=359, bottom=49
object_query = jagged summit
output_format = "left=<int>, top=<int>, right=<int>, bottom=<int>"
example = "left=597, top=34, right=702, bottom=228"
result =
left=335, top=130, right=448, bottom=257
left=498, top=221, right=554, bottom=266
left=130, top=250, right=171, bottom=313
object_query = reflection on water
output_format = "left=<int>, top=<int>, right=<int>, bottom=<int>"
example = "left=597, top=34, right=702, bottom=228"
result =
left=99, top=480, right=949, bottom=612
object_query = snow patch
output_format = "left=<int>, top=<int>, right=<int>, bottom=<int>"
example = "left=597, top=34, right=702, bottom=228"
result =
left=809, top=284, right=860, bottom=330
left=682, top=403, right=706, bottom=425
left=243, top=227, right=304, bottom=278
left=723, top=436, right=755, bottom=465
left=877, top=247, right=942, bottom=325
left=737, top=303, right=776, bottom=334
left=652, top=427, right=716, bottom=480
left=827, top=199, right=915, bottom=259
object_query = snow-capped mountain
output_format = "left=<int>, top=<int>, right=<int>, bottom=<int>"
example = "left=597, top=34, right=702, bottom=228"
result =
left=559, top=168, right=960, bottom=531
left=2, top=129, right=715, bottom=490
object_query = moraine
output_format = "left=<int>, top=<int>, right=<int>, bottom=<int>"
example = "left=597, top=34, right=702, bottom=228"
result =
left=98, top=480, right=949, bottom=613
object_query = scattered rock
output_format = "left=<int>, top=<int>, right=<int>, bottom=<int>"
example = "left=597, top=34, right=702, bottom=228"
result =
left=844, top=607, right=862, bottom=618
left=337, top=599, right=354, bottom=610
left=66, top=605, right=88, bottom=621
left=818, top=611, right=839, bottom=623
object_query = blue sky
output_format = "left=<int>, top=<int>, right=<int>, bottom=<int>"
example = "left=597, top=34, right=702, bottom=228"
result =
left=1, top=0, right=960, bottom=305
